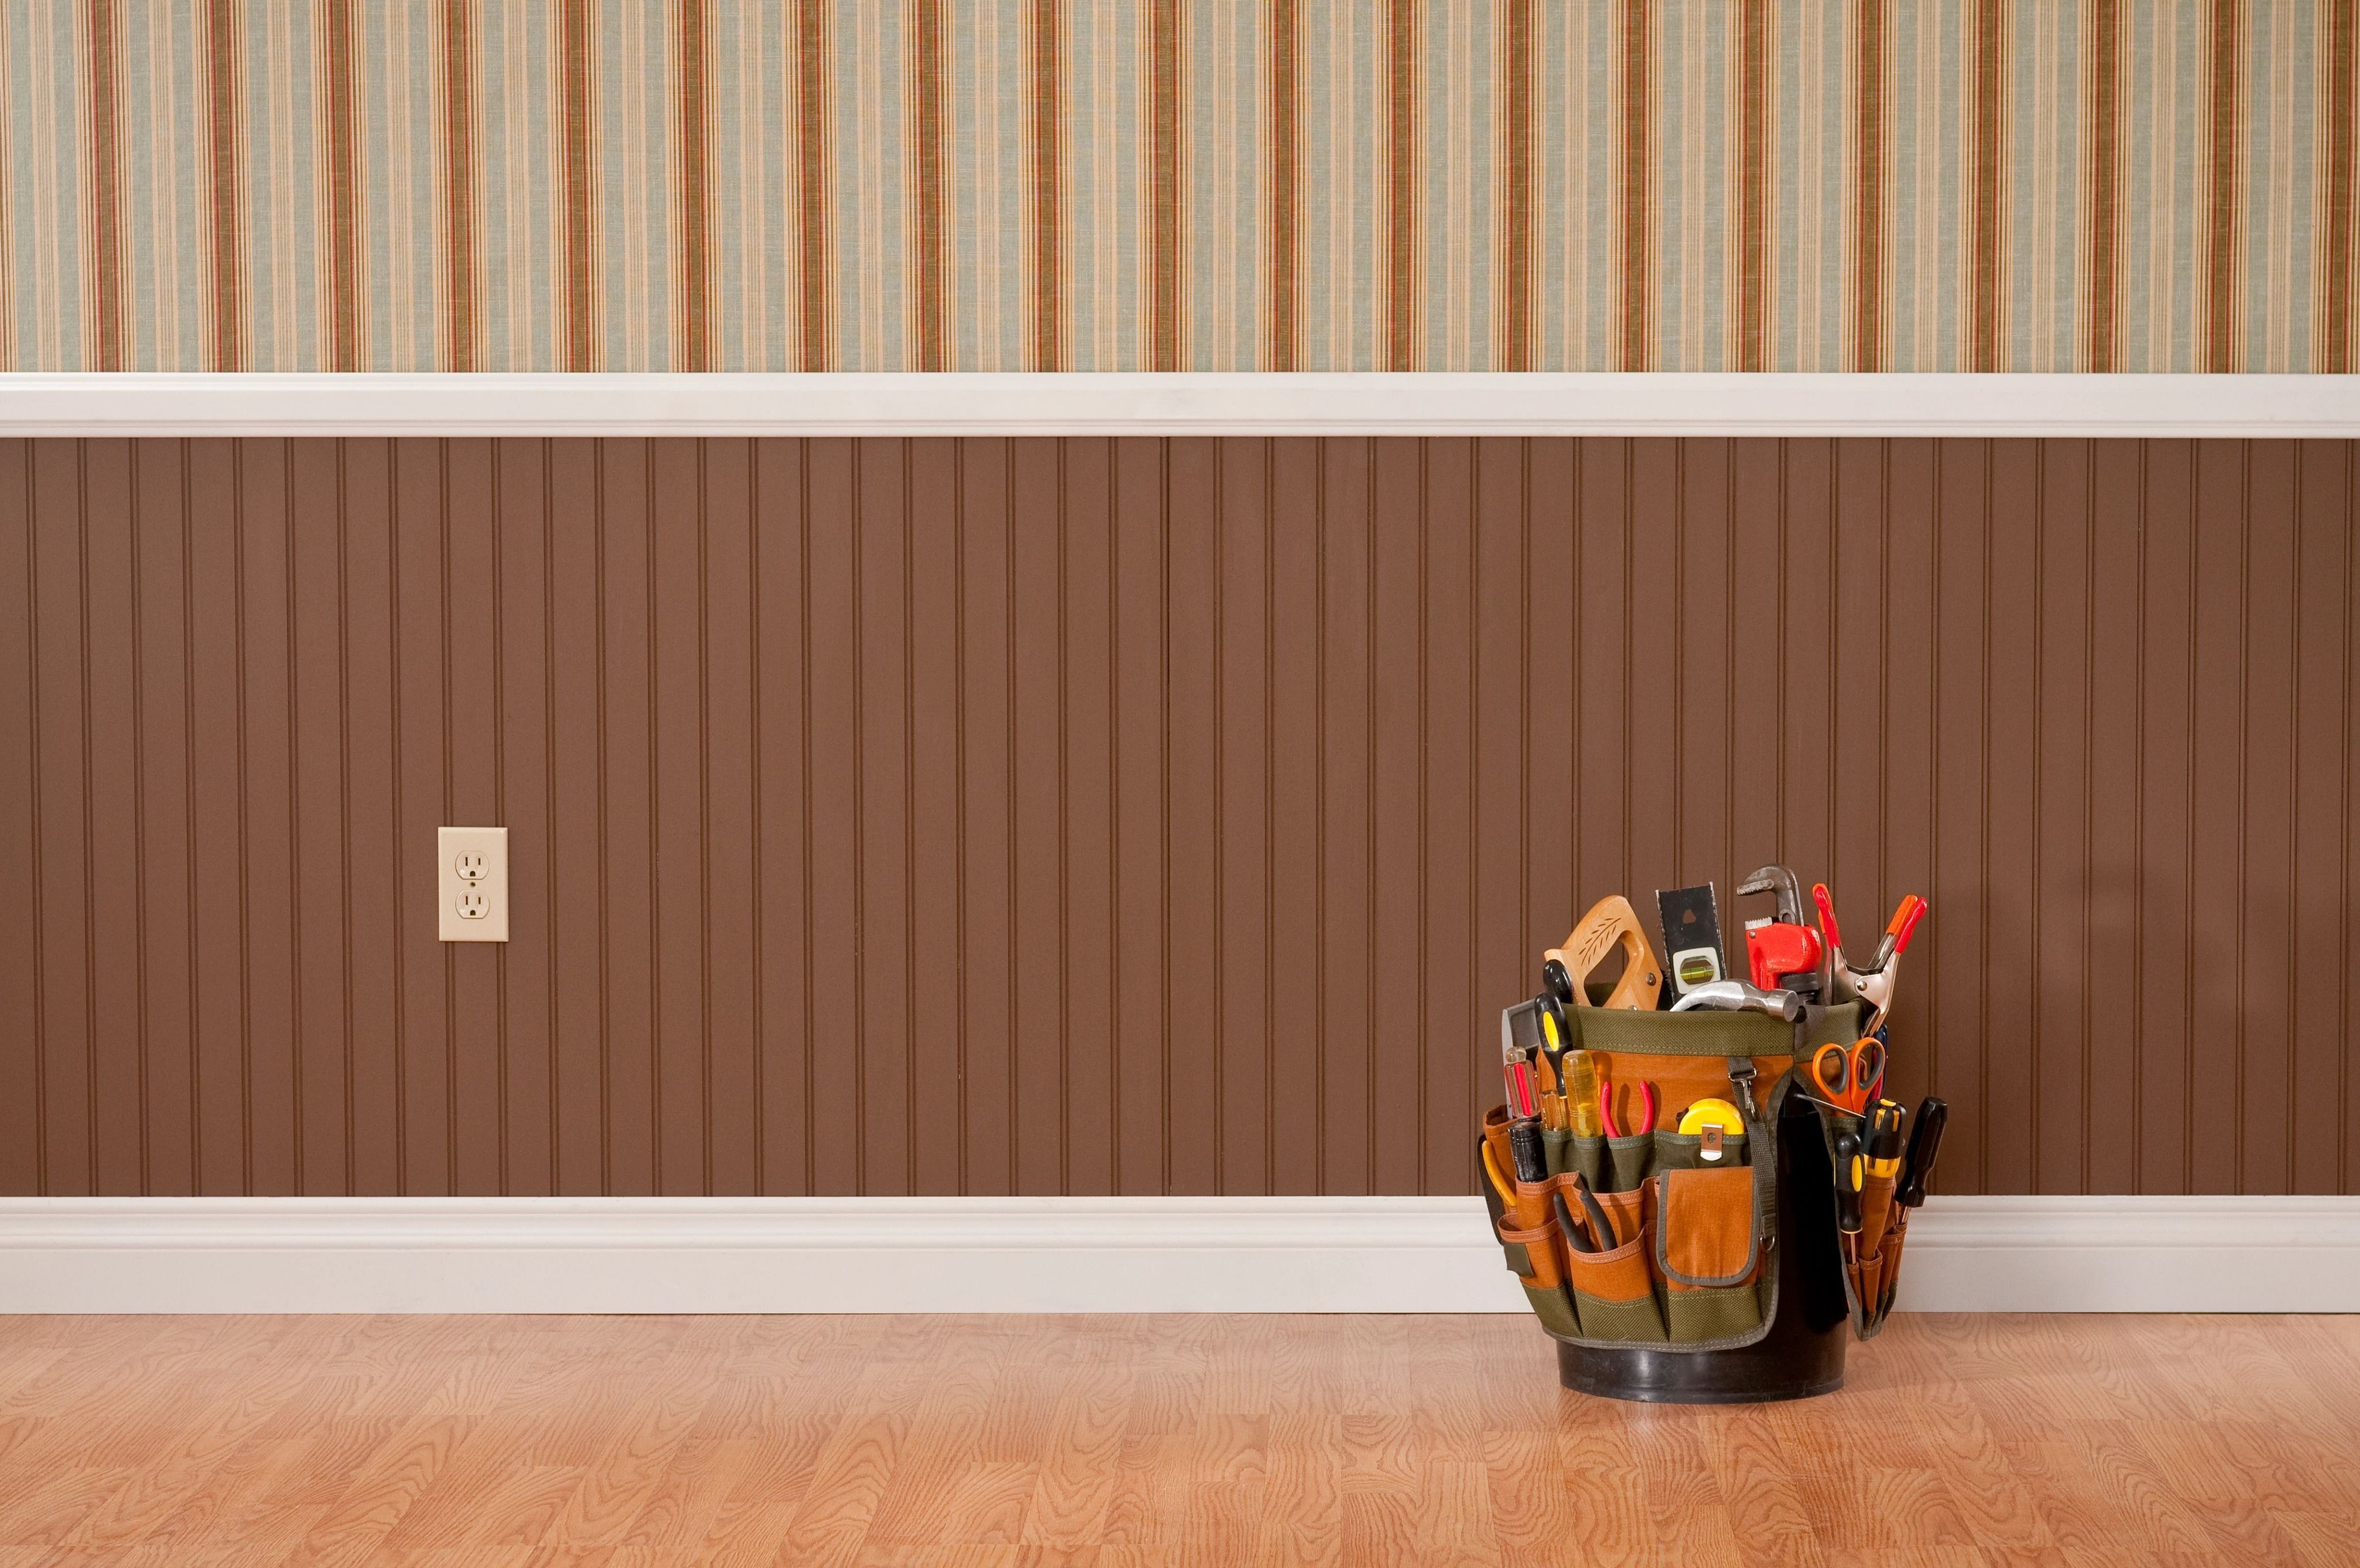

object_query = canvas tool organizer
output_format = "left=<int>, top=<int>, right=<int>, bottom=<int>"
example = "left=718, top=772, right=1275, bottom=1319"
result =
left=1478, top=999, right=1915, bottom=1403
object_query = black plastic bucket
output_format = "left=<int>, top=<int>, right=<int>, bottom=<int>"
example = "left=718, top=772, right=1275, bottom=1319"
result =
left=1556, top=1091, right=1849, bottom=1404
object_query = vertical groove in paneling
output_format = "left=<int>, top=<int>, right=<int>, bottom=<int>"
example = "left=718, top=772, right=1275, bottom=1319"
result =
left=747, top=442, right=766, bottom=1194
left=75, top=444, right=98, bottom=1196
left=177, top=444, right=201, bottom=1193
left=1054, top=440, right=1070, bottom=1195
left=1103, top=442, right=1120, bottom=1195
left=489, top=446, right=509, bottom=1193
left=126, top=444, right=152, bottom=1193
left=696, top=447, right=712, bottom=1196
left=5, top=436, right=2359, bottom=1198
left=798, top=440, right=817, bottom=1195
left=385, top=440, right=408, bottom=1188
left=1205, top=440, right=1224, bottom=1195
left=1412, top=440, right=1427, bottom=1192
left=2075, top=443, right=2096, bottom=1194
left=538, top=444, right=559, bottom=1193
left=848, top=446, right=865, bottom=1192
left=1260, top=442, right=1275, bottom=1198
left=16, top=446, right=47, bottom=1194
left=643, top=448, right=662, bottom=1193
left=2180, top=439, right=2201, bottom=1193
left=234, top=447, right=254, bottom=1193
left=1357, top=440, right=1379, bottom=1193
left=439, top=443, right=458, bottom=1195
left=1975, top=442, right=1994, bottom=1194
left=896, top=444, right=913, bottom=1197
left=2127, top=439, right=2146, bottom=1187
left=2342, top=442, right=2355, bottom=1194
left=330, top=436, right=351, bottom=1188
left=2232, top=442, right=2252, bottom=1191
left=593, top=444, right=612, bottom=1194
left=1010, top=434, right=1029, bottom=1193
left=1922, top=442, right=1944, bottom=1133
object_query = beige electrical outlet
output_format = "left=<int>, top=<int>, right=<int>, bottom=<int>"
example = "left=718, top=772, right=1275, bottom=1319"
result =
left=438, top=826, right=508, bottom=941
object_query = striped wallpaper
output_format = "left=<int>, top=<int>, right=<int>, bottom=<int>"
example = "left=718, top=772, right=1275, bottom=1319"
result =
left=1, top=1, right=2353, bottom=372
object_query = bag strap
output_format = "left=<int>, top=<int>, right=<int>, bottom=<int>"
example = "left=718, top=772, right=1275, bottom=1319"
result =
left=1728, top=1056, right=1777, bottom=1253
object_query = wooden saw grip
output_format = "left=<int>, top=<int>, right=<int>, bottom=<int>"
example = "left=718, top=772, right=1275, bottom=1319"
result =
left=1548, top=896, right=1663, bottom=1012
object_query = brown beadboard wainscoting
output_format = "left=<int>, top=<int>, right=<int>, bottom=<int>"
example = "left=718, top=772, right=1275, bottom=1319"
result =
left=2, top=437, right=2354, bottom=1200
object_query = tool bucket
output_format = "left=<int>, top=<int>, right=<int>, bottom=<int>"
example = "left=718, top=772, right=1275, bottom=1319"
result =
left=1553, top=1090, right=1847, bottom=1403
left=1481, top=1000, right=1895, bottom=1405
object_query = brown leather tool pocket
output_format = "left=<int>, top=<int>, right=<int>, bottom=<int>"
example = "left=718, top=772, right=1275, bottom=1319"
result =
left=1482, top=1104, right=1515, bottom=1181
left=1873, top=1224, right=1909, bottom=1317
left=1850, top=1246, right=1885, bottom=1322
left=1496, top=1214, right=1583, bottom=1337
left=1654, top=1164, right=1767, bottom=1345
left=1562, top=1201, right=1668, bottom=1344
left=1859, top=1169, right=1898, bottom=1260
left=1500, top=1182, right=1565, bottom=1291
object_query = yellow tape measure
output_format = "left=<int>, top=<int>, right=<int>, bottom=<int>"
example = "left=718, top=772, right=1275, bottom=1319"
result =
left=1677, top=1098, right=1744, bottom=1136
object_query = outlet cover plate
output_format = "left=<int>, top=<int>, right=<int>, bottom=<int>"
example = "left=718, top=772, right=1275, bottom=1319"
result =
left=438, top=826, right=509, bottom=942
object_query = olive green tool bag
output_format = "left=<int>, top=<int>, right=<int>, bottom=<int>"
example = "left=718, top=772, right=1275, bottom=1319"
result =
left=1480, top=1002, right=1868, bottom=1355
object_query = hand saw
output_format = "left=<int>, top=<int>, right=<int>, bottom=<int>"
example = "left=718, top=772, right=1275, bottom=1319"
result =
left=1546, top=895, right=1664, bottom=1012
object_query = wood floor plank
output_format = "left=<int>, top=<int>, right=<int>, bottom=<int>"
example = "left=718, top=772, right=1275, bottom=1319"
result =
left=0, top=1315, right=2351, bottom=1565
left=0, top=1467, right=140, bottom=1547
left=278, top=1405, right=479, bottom=1566
left=1018, top=1363, right=1133, bottom=1549
left=1254, top=1414, right=1344, bottom=1568
left=769, top=1412, right=907, bottom=1568
left=679, top=1418, right=838, bottom=1567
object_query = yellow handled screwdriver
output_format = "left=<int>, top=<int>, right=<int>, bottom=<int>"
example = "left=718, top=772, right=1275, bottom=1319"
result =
left=1536, top=998, right=1571, bottom=1132
left=1866, top=1101, right=1906, bottom=1178
left=1561, top=1049, right=1604, bottom=1138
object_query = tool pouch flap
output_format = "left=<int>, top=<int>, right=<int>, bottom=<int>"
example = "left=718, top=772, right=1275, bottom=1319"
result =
left=1654, top=1166, right=1760, bottom=1288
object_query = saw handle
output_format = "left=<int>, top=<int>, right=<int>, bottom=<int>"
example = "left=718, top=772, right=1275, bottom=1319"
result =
left=1548, top=896, right=1663, bottom=1013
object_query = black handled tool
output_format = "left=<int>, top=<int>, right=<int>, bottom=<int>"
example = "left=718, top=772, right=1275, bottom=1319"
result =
left=1536, top=994, right=1572, bottom=1121
left=1834, top=1128, right=1864, bottom=1239
left=1508, top=1118, right=1548, bottom=1185
left=1552, top=1190, right=1597, bottom=1255
left=1541, top=957, right=1576, bottom=1007
left=1833, top=1125, right=1866, bottom=1288
left=1895, top=1096, right=1948, bottom=1209
left=1571, top=1172, right=1618, bottom=1250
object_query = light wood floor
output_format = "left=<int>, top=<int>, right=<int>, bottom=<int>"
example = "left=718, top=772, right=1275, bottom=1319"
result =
left=0, top=1313, right=2355, bottom=1566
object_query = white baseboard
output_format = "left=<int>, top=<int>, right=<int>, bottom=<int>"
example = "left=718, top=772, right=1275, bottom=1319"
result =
left=4, top=371, right=2357, bottom=438
left=0, top=1195, right=2351, bottom=1314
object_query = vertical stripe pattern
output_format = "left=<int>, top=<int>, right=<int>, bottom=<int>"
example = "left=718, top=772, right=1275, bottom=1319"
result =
left=0, top=0, right=2352, bottom=371
left=5, top=435, right=2357, bottom=1198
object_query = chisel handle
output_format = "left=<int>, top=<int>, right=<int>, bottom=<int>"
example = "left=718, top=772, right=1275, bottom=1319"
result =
left=1895, top=1097, right=1948, bottom=1208
left=1834, top=1129, right=1864, bottom=1236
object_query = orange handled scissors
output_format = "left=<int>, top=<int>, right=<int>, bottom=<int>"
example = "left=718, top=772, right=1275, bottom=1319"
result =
left=1810, top=1038, right=1886, bottom=1115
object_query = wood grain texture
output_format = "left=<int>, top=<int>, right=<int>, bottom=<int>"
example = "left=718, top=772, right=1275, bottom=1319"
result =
left=0, top=1314, right=2355, bottom=1565
left=2, top=437, right=2357, bottom=1198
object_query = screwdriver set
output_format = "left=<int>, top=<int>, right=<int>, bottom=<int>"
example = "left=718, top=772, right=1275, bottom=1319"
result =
left=1478, top=869, right=1941, bottom=1369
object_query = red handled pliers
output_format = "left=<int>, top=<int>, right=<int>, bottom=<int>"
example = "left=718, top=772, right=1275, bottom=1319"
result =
left=1598, top=1075, right=1657, bottom=1139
